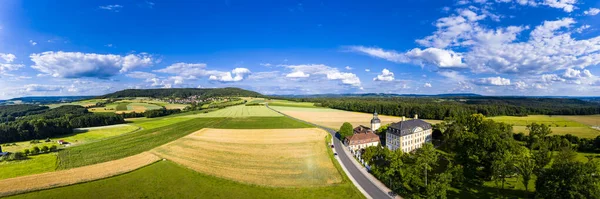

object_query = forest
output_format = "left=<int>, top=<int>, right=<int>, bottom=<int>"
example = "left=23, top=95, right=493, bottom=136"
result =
left=0, top=105, right=124, bottom=143
left=287, top=97, right=600, bottom=119
left=0, top=104, right=50, bottom=122
left=363, top=114, right=600, bottom=198
left=101, top=87, right=263, bottom=98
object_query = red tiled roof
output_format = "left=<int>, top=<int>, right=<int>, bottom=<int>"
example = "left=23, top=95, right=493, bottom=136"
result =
left=346, top=129, right=380, bottom=145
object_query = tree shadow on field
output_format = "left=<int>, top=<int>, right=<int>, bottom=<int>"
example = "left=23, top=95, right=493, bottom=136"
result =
left=447, top=184, right=532, bottom=199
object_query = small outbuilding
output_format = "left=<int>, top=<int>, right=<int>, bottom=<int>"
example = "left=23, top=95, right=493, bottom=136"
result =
left=344, top=125, right=380, bottom=151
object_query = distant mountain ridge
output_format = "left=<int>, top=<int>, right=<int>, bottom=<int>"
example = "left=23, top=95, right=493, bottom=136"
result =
left=270, top=93, right=600, bottom=102
left=101, top=87, right=263, bottom=98
left=271, top=93, right=483, bottom=98
left=0, top=96, right=94, bottom=105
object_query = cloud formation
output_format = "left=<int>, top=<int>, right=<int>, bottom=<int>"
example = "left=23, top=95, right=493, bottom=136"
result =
left=474, top=76, right=511, bottom=86
left=584, top=8, right=600, bottom=16
left=285, top=64, right=361, bottom=86
left=99, top=5, right=123, bottom=12
left=0, top=53, right=24, bottom=75
left=373, top=69, right=395, bottom=81
left=30, top=51, right=155, bottom=78
left=154, top=62, right=251, bottom=82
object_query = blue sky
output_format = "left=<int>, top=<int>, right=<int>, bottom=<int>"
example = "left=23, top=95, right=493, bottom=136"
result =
left=1, top=0, right=600, bottom=99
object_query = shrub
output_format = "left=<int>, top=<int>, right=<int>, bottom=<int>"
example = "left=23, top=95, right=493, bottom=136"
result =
left=23, top=149, right=30, bottom=155
left=41, top=146, right=49, bottom=153
left=10, top=152, right=26, bottom=160
left=32, top=146, right=40, bottom=154
left=49, top=145, right=58, bottom=152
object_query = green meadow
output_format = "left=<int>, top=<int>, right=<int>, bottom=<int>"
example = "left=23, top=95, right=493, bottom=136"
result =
left=0, top=153, right=57, bottom=180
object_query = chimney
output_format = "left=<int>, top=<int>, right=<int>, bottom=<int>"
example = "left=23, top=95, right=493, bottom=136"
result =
left=402, top=116, right=406, bottom=121
left=414, top=114, right=418, bottom=120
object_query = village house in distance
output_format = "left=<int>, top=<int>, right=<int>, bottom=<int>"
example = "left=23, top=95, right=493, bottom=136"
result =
left=344, top=112, right=382, bottom=151
left=385, top=115, right=433, bottom=153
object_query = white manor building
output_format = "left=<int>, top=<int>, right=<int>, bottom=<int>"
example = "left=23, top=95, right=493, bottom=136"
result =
left=385, top=115, right=433, bottom=153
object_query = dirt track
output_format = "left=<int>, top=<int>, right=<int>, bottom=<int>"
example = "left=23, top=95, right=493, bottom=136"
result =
left=0, top=152, right=160, bottom=197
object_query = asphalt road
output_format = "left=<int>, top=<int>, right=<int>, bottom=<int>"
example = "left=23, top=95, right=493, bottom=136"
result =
left=266, top=104, right=393, bottom=199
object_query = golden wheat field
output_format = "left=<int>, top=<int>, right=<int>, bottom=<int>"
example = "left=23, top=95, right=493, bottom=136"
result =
left=271, top=106, right=441, bottom=130
left=0, top=152, right=160, bottom=197
left=151, top=128, right=342, bottom=187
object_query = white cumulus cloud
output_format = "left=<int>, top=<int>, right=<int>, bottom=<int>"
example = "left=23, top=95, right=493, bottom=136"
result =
left=373, top=69, right=395, bottom=81
left=406, top=48, right=465, bottom=67
left=29, top=51, right=155, bottom=78
left=285, top=64, right=361, bottom=87
left=584, top=8, right=600, bottom=16
left=474, top=76, right=511, bottom=86
left=209, top=68, right=252, bottom=82
left=286, top=71, right=310, bottom=78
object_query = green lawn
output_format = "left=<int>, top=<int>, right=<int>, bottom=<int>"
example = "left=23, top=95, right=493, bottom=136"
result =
left=56, top=118, right=225, bottom=169
left=126, top=102, right=162, bottom=111
left=115, top=103, right=129, bottom=111
left=127, top=116, right=196, bottom=129
left=194, top=105, right=282, bottom=118
left=0, top=153, right=57, bottom=180
left=513, top=126, right=600, bottom=138
left=489, top=115, right=587, bottom=127
left=267, top=100, right=317, bottom=108
left=212, top=117, right=313, bottom=129
left=2, top=125, right=139, bottom=153
left=8, top=160, right=363, bottom=199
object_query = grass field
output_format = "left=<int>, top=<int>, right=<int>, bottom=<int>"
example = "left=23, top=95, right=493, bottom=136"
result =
left=557, top=115, right=600, bottom=127
left=56, top=118, right=224, bottom=169
left=2, top=124, right=140, bottom=153
left=271, top=106, right=442, bottom=130
left=46, top=99, right=106, bottom=109
left=193, top=105, right=282, bottom=118
left=152, top=128, right=341, bottom=187
left=513, top=126, right=600, bottom=138
left=489, top=115, right=587, bottom=127
left=164, top=104, right=189, bottom=110
left=88, top=101, right=170, bottom=113
left=8, top=160, right=363, bottom=199
left=489, top=115, right=600, bottom=138
left=212, top=117, right=313, bottom=129
left=0, top=152, right=160, bottom=197
left=0, top=153, right=57, bottom=180
left=267, top=100, right=317, bottom=108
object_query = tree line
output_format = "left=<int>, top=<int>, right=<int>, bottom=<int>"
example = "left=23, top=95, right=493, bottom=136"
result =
left=117, top=108, right=182, bottom=118
left=0, top=105, right=124, bottom=143
left=287, top=97, right=600, bottom=119
left=0, top=104, right=49, bottom=122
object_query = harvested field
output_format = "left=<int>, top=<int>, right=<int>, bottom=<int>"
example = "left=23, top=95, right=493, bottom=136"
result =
left=557, top=115, right=600, bottom=127
left=152, top=128, right=342, bottom=187
left=0, top=152, right=160, bottom=197
left=271, top=106, right=441, bottom=129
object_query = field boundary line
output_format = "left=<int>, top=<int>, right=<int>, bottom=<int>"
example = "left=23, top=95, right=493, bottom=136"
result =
left=0, top=152, right=160, bottom=197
